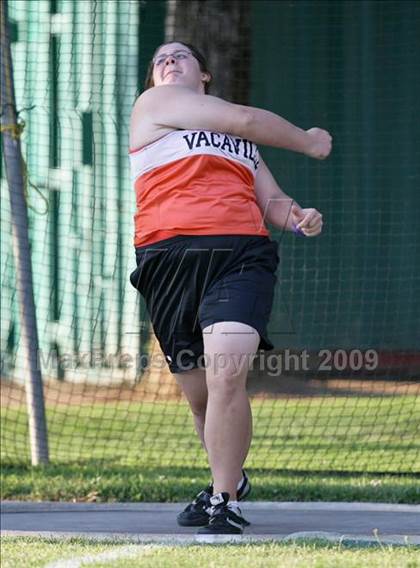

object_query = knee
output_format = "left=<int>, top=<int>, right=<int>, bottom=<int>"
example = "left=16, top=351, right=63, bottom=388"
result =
left=191, top=406, right=207, bottom=421
left=190, top=399, right=207, bottom=419
left=207, top=367, right=246, bottom=401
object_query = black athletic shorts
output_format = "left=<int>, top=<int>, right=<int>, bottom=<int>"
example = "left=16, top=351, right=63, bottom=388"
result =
left=129, top=234, right=279, bottom=374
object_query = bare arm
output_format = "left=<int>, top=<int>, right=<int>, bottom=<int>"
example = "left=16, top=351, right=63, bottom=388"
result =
left=255, top=159, right=298, bottom=231
left=131, top=85, right=332, bottom=159
left=255, top=159, right=323, bottom=237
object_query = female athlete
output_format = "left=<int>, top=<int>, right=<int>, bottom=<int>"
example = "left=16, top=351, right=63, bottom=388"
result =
left=129, top=41, right=331, bottom=534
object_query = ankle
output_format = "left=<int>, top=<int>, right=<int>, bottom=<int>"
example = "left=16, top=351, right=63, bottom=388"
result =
left=213, top=486, right=236, bottom=498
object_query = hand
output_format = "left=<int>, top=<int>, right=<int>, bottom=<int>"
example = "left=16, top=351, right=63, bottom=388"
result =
left=291, top=205, right=323, bottom=237
left=305, top=127, right=332, bottom=160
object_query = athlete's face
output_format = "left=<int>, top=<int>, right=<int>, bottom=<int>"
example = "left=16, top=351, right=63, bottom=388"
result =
left=152, top=43, right=209, bottom=93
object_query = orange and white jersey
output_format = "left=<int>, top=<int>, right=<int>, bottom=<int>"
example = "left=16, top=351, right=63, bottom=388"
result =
left=129, top=129, right=269, bottom=247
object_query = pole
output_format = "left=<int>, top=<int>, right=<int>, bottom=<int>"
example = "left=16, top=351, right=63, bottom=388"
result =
left=1, top=0, right=49, bottom=464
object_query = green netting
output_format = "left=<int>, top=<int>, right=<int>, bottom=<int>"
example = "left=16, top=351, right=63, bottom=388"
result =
left=1, top=0, right=419, bottom=474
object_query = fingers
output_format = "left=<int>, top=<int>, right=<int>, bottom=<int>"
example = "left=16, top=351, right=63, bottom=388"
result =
left=306, top=127, right=333, bottom=160
left=296, top=209, right=317, bottom=229
left=291, top=204, right=304, bottom=220
left=297, top=209, right=323, bottom=237
left=317, top=131, right=332, bottom=160
left=300, top=223, right=322, bottom=237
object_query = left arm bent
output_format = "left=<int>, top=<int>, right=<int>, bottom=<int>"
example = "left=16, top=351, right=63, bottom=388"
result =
left=255, top=159, right=323, bottom=237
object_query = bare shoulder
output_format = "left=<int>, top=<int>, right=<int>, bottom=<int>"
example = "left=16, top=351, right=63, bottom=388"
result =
left=129, top=86, right=194, bottom=149
left=132, top=85, right=199, bottom=119
left=130, top=86, right=244, bottom=148
left=129, top=89, right=169, bottom=150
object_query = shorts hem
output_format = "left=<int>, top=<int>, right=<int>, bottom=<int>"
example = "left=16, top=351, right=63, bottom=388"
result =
left=200, top=318, right=274, bottom=351
left=168, top=363, right=202, bottom=375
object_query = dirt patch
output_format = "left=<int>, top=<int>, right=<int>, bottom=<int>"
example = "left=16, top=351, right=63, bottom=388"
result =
left=2, top=372, right=419, bottom=408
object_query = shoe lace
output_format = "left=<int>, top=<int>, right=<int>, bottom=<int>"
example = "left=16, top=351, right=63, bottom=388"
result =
left=208, top=506, right=229, bottom=526
left=209, top=503, right=245, bottom=522
left=185, top=490, right=210, bottom=512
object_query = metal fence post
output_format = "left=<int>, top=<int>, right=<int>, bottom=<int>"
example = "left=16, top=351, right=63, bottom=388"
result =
left=1, top=0, right=49, bottom=465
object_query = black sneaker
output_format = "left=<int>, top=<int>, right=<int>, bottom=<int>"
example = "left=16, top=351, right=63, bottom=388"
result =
left=176, top=470, right=251, bottom=527
left=177, top=486, right=213, bottom=527
left=197, top=492, right=249, bottom=535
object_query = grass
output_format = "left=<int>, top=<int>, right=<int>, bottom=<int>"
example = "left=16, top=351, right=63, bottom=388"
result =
left=1, top=396, right=419, bottom=503
left=1, top=538, right=420, bottom=568
left=2, top=463, right=419, bottom=504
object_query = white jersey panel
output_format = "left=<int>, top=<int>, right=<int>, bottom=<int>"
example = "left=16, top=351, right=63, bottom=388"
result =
left=130, top=129, right=260, bottom=183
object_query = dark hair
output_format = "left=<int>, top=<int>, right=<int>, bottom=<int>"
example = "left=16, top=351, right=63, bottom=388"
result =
left=144, top=41, right=212, bottom=94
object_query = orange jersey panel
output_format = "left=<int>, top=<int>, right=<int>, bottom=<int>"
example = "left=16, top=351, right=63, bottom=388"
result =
left=130, top=130, right=269, bottom=247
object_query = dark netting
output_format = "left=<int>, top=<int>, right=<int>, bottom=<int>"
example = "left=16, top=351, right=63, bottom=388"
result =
left=1, top=0, right=419, bottom=474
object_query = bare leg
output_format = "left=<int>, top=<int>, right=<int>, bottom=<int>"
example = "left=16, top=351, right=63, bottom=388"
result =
left=174, top=368, right=208, bottom=451
left=174, top=365, right=252, bottom=492
left=203, top=321, right=259, bottom=498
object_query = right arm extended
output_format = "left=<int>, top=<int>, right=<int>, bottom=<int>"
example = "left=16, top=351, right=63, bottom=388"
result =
left=131, top=85, right=332, bottom=159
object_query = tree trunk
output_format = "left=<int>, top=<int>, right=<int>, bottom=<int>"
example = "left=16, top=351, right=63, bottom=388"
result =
left=165, top=0, right=251, bottom=103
